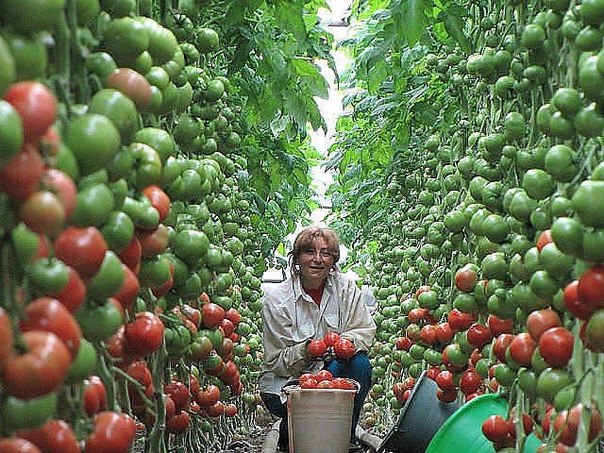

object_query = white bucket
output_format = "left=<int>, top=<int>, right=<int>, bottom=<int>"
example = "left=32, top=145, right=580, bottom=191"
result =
left=284, top=382, right=358, bottom=453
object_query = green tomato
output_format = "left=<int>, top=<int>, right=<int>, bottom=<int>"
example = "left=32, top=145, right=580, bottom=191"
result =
left=0, top=36, right=15, bottom=97
left=86, top=251, right=125, bottom=300
left=12, top=223, right=41, bottom=266
left=65, top=114, right=121, bottom=176
left=536, top=367, right=571, bottom=403
left=106, top=145, right=134, bottom=182
left=121, top=196, right=160, bottom=230
left=88, top=89, right=138, bottom=144
left=0, top=101, right=22, bottom=169
left=101, top=211, right=134, bottom=253
left=71, top=183, right=115, bottom=227
left=129, top=142, right=162, bottom=189
left=135, top=127, right=175, bottom=163
left=138, top=255, right=171, bottom=287
left=104, top=17, right=150, bottom=66
left=0, top=392, right=58, bottom=431
left=55, top=143, right=80, bottom=180
left=75, top=299, right=123, bottom=342
left=65, top=338, right=98, bottom=383
left=85, top=52, right=117, bottom=82
left=25, top=258, right=69, bottom=295
left=0, top=0, right=65, bottom=34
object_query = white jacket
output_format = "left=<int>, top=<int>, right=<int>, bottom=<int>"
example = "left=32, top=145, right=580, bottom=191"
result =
left=259, top=272, right=376, bottom=396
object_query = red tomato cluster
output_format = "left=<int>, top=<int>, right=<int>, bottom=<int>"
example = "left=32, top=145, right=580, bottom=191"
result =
left=306, top=331, right=356, bottom=361
left=298, top=370, right=357, bottom=390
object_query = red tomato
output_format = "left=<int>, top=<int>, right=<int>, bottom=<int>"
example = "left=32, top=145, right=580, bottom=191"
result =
left=54, top=227, right=108, bottom=278
left=0, top=144, right=44, bottom=200
left=508, top=332, right=536, bottom=367
left=300, top=377, right=318, bottom=389
left=459, top=368, right=483, bottom=395
left=195, top=384, right=220, bottom=408
left=435, top=370, right=455, bottom=392
left=394, top=336, right=412, bottom=351
left=53, top=266, right=86, bottom=313
left=218, top=318, right=235, bottom=337
left=206, top=401, right=225, bottom=417
left=41, top=169, right=77, bottom=220
left=435, top=322, right=455, bottom=344
left=0, top=307, right=14, bottom=366
left=182, top=304, right=202, bottom=328
left=425, top=366, right=440, bottom=381
left=166, top=411, right=190, bottom=434
left=126, top=360, right=152, bottom=389
left=553, top=404, right=602, bottom=446
left=17, top=419, right=79, bottom=453
left=564, top=279, right=594, bottom=320
left=164, top=380, right=190, bottom=413
left=123, top=311, right=164, bottom=357
left=83, top=376, right=107, bottom=417
left=106, top=68, right=153, bottom=110
left=165, top=395, right=176, bottom=419
left=113, top=264, right=139, bottom=310
left=0, top=438, right=42, bottom=452
left=201, top=302, right=225, bottom=328
left=526, top=309, right=562, bottom=341
left=536, top=229, right=553, bottom=251
left=487, top=314, right=514, bottom=336
left=314, top=369, right=333, bottom=382
left=135, top=224, right=169, bottom=258
left=419, top=324, right=438, bottom=345
left=492, top=333, right=515, bottom=363
left=84, top=411, right=136, bottom=453
left=316, top=379, right=333, bottom=389
left=224, top=403, right=238, bottom=417
left=332, top=377, right=356, bottom=390
left=577, top=266, right=604, bottom=311
left=333, top=338, right=356, bottom=360
left=2, top=330, right=71, bottom=399
left=448, top=308, right=477, bottom=331
left=117, top=236, right=142, bottom=274
left=224, top=308, right=241, bottom=326
left=436, top=388, right=457, bottom=403
left=323, top=331, right=340, bottom=347
left=454, top=264, right=478, bottom=292
left=415, top=285, right=431, bottom=298
left=466, top=323, right=493, bottom=349
left=20, top=297, right=82, bottom=358
left=307, top=339, right=327, bottom=358
left=408, top=307, right=429, bottom=323
left=539, top=327, right=573, bottom=368
left=4, top=81, right=57, bottom=144
left=19, top=190, right=65, bottom=237
left=482, top=415, right=511, bottom=443
left=141, top=185, right=171, bottom=222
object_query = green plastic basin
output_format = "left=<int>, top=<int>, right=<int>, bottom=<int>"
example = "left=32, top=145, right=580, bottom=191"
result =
left=425, top=393, right=508, bottom=453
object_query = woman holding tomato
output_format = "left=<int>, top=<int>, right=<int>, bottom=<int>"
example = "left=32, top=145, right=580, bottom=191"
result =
left=260, top=225, right=376, bottom=452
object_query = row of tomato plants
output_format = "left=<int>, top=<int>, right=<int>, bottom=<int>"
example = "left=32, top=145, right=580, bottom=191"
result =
left=0, top=0, right=300, bottom=451
left=331, top=0, right=604, bottom=452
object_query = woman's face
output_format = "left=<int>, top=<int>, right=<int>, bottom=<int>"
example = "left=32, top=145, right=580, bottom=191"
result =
left=298, top=236, right=335, bottom=287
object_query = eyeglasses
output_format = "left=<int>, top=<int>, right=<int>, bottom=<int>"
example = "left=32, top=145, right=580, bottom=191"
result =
left=300, top=248, right=335, bottom=259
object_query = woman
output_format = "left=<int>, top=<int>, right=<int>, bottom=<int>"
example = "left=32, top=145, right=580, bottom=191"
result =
left=260, top=225, right=376, bottom=452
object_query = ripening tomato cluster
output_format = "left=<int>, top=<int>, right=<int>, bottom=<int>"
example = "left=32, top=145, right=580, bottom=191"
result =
left=298, top=370, right=358, bottom=390
left=0, top=0, right=270, bottom=451
left=361, top=0, right=604, bottom=449
left=306, top=331, right=356, bottom=361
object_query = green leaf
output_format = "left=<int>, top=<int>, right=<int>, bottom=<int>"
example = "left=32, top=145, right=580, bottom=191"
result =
left=442, top=5, right=472, bottom=53
left=399, top=0, right=429, bottom=45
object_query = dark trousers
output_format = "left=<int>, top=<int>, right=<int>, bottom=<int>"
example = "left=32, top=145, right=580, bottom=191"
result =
left=261, top=351, right=372, bottom=446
